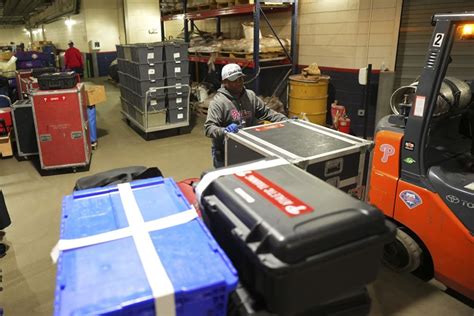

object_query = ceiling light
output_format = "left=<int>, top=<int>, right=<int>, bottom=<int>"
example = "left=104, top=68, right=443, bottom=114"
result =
left=65, top=18, right=76, bottom=27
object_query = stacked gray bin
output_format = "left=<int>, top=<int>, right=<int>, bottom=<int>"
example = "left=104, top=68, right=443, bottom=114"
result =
left=116, top=41, right=190, bottom=133
left=164, top=42, right=190, bottom=125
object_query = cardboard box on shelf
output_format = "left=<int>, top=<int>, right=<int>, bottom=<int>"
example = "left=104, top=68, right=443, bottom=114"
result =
left=84, top=85, right=106, bottom=106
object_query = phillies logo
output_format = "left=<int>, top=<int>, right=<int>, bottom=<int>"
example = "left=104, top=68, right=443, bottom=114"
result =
left=400, top=190, right=422, bottom=209
left=230, top=109, right=240, bottom=120
left=380, top=144, right=395, bottom=163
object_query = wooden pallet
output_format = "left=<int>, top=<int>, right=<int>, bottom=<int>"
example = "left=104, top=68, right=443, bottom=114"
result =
left=161, top=8, right=184, bottom=15
left=189, top=51, right=216, bottom=57
left=219, top=50, right=285, bottom=60
left=188, top=3, right=217, bottom=11
left=216, top=0, right=249, bottom=8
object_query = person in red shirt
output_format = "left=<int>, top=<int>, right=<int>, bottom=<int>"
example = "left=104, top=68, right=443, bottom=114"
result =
left=64, top=40, right=84, bottom=77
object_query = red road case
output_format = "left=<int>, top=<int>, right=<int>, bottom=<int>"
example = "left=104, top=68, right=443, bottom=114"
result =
left=16, top=68, right=56, bottom=99
left=0, top=107, right=13, bottom=135
left=16, top=70, right=36, bottom=99
left=31, top=83, right=91, bottom=170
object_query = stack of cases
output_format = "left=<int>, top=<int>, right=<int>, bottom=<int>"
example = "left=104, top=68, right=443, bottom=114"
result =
left=164, top=42, right=190, bottom=124
left=116, top=41, right=190, bottom=131
left=117, top=43, right=167, bottom=129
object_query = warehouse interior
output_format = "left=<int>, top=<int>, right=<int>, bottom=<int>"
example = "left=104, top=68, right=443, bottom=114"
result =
left=0, top=0, right=473, bottom=315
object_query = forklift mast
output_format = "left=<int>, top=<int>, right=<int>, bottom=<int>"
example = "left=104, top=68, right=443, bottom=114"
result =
left=400, top=12, right=474, bottom=188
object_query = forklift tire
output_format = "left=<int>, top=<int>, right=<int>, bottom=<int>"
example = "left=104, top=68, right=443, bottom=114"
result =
left=382, top=228, right=422, bottom=273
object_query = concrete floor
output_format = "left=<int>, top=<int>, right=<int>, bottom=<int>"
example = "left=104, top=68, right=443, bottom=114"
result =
left=0, top=78, right=472, bottom=315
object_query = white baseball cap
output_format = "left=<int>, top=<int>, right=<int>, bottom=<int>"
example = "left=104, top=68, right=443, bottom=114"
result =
left=221, top=63, right=245, bottom=81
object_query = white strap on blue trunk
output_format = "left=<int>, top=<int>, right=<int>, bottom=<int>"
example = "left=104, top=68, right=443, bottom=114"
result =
left=51, top=183, right=199, bottom=316
left=118, top=183, right=176, bottom=316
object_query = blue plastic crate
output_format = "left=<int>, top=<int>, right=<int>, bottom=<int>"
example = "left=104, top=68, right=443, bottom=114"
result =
left=54, top=177, right=238, bottom=316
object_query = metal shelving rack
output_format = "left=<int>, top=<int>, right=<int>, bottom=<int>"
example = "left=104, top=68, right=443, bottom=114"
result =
left=160, top=0, right=298, bottom=95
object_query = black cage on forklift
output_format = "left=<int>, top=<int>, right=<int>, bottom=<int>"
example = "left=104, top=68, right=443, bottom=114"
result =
left=401, top=12, right=474, bottom=186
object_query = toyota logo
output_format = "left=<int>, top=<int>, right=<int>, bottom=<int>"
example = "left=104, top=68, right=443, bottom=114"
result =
left=446, top=195, right=460, bottom=204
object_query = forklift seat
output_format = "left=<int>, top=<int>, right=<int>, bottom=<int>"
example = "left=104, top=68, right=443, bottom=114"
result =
left=428, top=158, right=474, bottom=234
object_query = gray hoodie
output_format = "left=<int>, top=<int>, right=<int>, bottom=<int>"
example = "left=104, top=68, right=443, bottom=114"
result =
left=204, top=87, right=287, bottom=160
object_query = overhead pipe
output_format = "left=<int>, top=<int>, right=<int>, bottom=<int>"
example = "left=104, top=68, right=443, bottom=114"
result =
left=3, top=0, right=13, bottom=15
left=21, top=0, right=44, bottom=17
left=25, top=0, right=80, bottom=27
left=43, top=0, right=79, bottom=24
left=3, top=0, right=20, bottom=16
left=23, top=0, right=51, bottom=17
left=3, top=0, right=53, bottom=20
left=7, top=0, right=39, bottom=16
left=12, top=0, right=30, bottom=15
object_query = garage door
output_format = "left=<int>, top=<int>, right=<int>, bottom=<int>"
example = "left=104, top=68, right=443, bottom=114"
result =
left=395, top=0, right=474, bottom=88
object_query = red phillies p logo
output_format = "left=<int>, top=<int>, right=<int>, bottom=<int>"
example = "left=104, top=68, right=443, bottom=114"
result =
left=380, top=144, right=395, bottom=163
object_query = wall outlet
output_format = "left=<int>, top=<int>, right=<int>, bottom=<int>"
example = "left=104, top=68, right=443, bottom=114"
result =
left=358, top=109, right=365, bottom=116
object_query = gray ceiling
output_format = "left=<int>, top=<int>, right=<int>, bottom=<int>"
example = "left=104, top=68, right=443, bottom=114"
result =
left=0, top=0, right=54, bottom=25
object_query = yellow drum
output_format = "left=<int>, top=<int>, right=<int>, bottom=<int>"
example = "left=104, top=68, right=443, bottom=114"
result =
left=288, top=75, right=330, bottom=125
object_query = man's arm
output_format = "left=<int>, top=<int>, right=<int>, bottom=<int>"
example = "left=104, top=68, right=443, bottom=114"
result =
left=204, top=101, right=226, bottom=141
left=253, top=92, right=287, bottom=122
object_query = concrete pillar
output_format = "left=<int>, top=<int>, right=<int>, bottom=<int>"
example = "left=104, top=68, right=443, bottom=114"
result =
left=374, top=70, right=396, bottom=130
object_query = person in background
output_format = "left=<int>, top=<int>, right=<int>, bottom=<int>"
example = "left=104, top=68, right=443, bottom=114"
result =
left=204, top=63, right=287, bottom=168
left=64, top=40, right=83, bottom=77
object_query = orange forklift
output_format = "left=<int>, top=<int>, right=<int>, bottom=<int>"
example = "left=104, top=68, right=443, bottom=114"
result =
left=369, top=12, right=474, bottom=302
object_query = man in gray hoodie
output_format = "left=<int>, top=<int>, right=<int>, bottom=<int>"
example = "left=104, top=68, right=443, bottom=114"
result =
left=204, top=64, right=287, bottom=168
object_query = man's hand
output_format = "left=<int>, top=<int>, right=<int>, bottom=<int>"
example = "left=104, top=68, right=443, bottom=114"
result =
left=225, top=123, right=239, bottom=133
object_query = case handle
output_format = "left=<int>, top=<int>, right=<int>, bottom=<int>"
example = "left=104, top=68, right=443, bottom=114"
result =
left=324, top=158, right=344, bottom=177
left=202, top=195, right=274, bottom=255
left=202, top=195, right=250, bottom=242
left=326, top=176, right=340, bottom=187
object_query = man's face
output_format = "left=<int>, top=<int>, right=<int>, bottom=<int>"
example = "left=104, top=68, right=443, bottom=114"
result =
left=224, top=77, right=244, bottom=95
